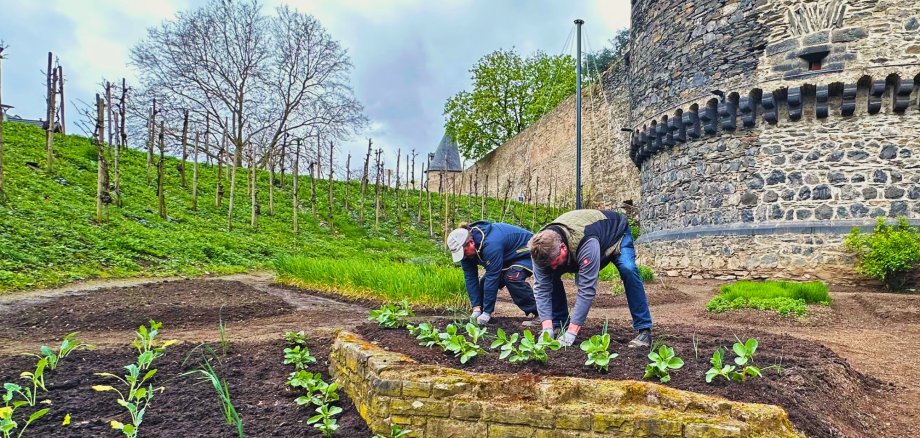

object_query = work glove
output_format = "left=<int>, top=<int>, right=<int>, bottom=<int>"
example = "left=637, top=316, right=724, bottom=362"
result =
left=539, top=327, right=556, bottom=341
left=558, top=331, right=578, bottom=347
left=470, top=309, right=482, bottom=319
left=476, top=312, right=491, bottom=325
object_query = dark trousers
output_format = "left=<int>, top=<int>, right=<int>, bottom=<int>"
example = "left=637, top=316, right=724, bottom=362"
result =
left=477, top=266, right=538, bottom=316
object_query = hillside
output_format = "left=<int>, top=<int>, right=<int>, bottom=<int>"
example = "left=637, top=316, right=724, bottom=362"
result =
left=0, top=122, right=549, bottom=292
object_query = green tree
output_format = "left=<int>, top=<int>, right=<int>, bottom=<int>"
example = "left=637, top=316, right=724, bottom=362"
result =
left=585, top=28, right=629, bottom=75
left=443, top=49, right=575, bottom=160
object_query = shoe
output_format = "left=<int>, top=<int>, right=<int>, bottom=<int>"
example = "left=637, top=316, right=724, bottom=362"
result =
left=476, top=313, right=491, bottom=325
left=627, top=329, right=652, bottom=349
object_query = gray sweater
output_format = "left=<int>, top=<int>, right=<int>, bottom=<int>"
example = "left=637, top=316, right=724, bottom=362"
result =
left=532, top=237, right=601, bottom=325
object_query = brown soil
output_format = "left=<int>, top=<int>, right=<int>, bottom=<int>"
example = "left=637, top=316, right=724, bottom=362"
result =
left=358, top=318, right=887, bottom=438
left=0, top=337, right=369, bottom=437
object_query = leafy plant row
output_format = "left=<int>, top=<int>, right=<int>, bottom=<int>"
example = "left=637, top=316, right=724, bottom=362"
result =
left=283, top=331, right=341, bottom=437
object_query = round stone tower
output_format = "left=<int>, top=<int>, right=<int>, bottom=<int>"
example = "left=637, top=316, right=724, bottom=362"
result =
left=626, top=0, right=920, bottom=280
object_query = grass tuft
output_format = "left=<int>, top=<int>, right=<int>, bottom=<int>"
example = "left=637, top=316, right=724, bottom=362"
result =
left=706, top=280, right=830, bottom=317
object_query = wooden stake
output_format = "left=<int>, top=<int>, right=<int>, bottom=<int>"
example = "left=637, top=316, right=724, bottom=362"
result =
left=327, top=140, right=334, bottom=227
left=250, top=144, right=257, bottom=229
left=216, top=123, right=225, bottom=207
left=227, top=119, right=239, bottom=230
left=192, top=131, right=200, bottom=211
left=0, top=45, right=6, bottom=202
left=179, top=109, right=189, bottom=187
left=95, top=94, right=109, bottom=223
left=268, top=142, right=274, bottom=216
left=292, top=140, right=300, bottom=233
left=344, top=153, right=351, bottom=211
left=57, top=65, right=65, bottom=135
left=146, top=99, right=156, bottom=184
left=106, top=81, right=113, bottom=151
left=359, top=138, right=371, bottom=224
left=119, top=78, right=127, bottom=149
left=374, top=148, right=382, bottom=231
left=45, top=52, right=55, bottom=173
left=157, top=121, right=166, bottom=219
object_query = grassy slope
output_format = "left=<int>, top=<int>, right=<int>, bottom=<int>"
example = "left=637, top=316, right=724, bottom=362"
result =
left=0, top=122, right=557, bottom=292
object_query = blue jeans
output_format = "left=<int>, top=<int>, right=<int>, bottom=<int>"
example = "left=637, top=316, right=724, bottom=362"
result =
left=547, top=233, right=652, bottom=331
left=476, top=266, right=538, bottom=316
left=614, top=233, right=653, bottom=331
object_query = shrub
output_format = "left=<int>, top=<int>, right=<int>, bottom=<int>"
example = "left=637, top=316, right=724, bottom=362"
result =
left=598, top=265, right=655, bottom=282
left=844, top=217, right=920, bottom=291
left=706, top=280, right=830, bottom=316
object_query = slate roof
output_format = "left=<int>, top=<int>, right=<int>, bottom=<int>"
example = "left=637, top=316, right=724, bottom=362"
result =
left=427, top=133, right=463, bottom=172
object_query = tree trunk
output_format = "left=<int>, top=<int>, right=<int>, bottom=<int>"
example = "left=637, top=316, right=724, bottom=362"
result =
left=292, top=140, right=300, bottom=233
left=157, top=121, right=166, bottom=219
left=192, top=131, right=200, bottom=211
left=95, top=95, right=109, bottom=223
left=179, top=109, right=189, bottom=187
left=57, top=65, right=65, bottom=135
left=45, top=52, right=55, bottom=174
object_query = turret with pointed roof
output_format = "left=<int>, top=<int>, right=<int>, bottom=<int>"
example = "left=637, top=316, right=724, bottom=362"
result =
left=427, top=133, right=462, bottom=172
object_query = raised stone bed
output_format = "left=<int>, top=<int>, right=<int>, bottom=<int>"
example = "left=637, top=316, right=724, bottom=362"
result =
left=329, top=331, right=803, bottom=437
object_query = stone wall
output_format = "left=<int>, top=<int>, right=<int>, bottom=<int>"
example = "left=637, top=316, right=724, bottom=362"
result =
left=329, top=330, right=803, bottom=438
left=458, top=67, right=640, bottom=211
left=628, top=0, right=920, bottom=279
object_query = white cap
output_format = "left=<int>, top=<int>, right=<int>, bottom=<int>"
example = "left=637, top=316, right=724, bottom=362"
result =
left=446, top=228, right=471, bottom=263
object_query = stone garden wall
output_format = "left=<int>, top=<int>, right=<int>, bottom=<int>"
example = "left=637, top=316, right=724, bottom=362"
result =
left=329, top=331, right=803, bottom=438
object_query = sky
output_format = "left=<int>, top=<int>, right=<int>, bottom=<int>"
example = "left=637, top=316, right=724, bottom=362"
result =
left=0, top=0, right=630, bottom=174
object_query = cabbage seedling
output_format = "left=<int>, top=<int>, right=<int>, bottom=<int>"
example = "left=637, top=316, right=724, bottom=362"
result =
left=704, top=348, right=736, bottom=383
left=438, top=324, right=484, bottom=364
left=368, top=299, right=414, bottom=328
left=307, top=404, right=343, bottom=437
left=580, top=333, right=617, bottom=373
left=283, top=331, right=309, bottom=347
left=94, top=362, right=164, bottom=438
left=17, top=358, right=47, bottom=406
left=643, top=344, right=684, bottom=383
left=407, top=323, right=440, bottom=348
left=0, top=402, right=48, bottom=438
left=489, top=329, right=519, bottom=361
left=38, top=332, right=90, bottom=371
left=516, top=330, right=561, bottom=364
left=730, top=338, right=762, bottom=382
left=283, top=346, right=317, bottom=370
left=464, top=322, right=487, bottom=345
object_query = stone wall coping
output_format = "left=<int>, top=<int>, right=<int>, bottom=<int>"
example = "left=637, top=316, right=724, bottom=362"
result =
left=330, top=330, right=804, bottom=437
left=637, top=218, right=920, bottom=243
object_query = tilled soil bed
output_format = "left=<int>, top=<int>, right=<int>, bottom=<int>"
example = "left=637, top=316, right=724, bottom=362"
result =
left=358, top=318, right=890, bottom=438
left=0, top=279, right=296, bottom=339
left=0, top=336, right=369, bottom=437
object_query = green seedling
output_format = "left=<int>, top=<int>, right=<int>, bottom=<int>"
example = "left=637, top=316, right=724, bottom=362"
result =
left=368, top=299, right=415, bottom=328
left=372, top=424, right=412, bottom=438
left=307, top=404, right=342, bottom=437
left=705, top=348, right=736, bottom=383
left=17, top=358, right=47, bottom=406
left=182, top=346, right=243, bottom=438
left=489, top=328, right=520, bottom=361
left=0, top=401, right=49, bottom=438
left=464, top=322, right=487, bottom=344
left=438, top=324, right=483, bottom=364
left=580, top=333, right=617, bottom=373
left=283, top=346, right=317, bottom=370
left=730, top=338, right=762, bottom=382
left=643, top=344, right=684, bottom=383
left=131, top=320, right=176, bottom=361
left=291, top=373, right=339, bottom=408
left=407, top=323, right=441, bottom=348
left=94, top=362, right=163, bottom=438
left=217, top=313, right=230, bottom=356
left=283, top=330, right=309, bottom=347
left=38, top=332, right=91, bottom=371
left=517, top=330, right=561, bottom=364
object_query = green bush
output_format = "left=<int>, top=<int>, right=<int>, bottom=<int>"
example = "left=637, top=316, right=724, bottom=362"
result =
left=844, top=217, right=920, bottom=291
left=706, top=280, right=830, bottom=317
left=598, top=264, right=655, bottom=282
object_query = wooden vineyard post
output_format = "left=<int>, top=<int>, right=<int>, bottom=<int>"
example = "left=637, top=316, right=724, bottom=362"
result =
left=292, top=139, right=300, bottom=233
left=146, top=99, right=156, bottom=184
left=395, top=148, right=401, bottom=232
left=215, top=125, right=226, bottom=207
left=250, top=144, right=257, bottom=229
left=359, top=139, right=371, bottom=224
left=344, top=153, right=351, bottom=211
left=192, top=131, right=199, bottom=211
left=227, top=119, right=239, bottom=230
left=268, top=144, right=274, bottom=216
left=309, top=160, right=317, bottom=217
left=0, top=43, right=6, bottom=202
left=95, top=94, right=109, bottom=223
left=374, top=149, right=382, bottom=232
left=45, top=52, right=56, bottom=174
left=57, top=65, right=65, bottom=135
left=179, top=109, right=189, bottom=187
left=119, top=78, right=127, bottom=149
left=157, top=121, right=166, bottom=220
left=327, top=141, right=334, bottom=227
left=105, top=82, right=113, bottom=153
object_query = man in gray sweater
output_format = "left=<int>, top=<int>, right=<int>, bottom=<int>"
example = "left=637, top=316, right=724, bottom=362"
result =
left=528, top=209, right=653, bottom=348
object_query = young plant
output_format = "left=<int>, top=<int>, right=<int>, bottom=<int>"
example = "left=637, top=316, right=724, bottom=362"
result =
left=93, top=361, right=163, bottom=438
left=131, top=320, right=176, bottom=361
left=643, top=344, right=684, bottom=383
left=17, top=358, right=47, bottom=406
left=705, top=348, right=736, bottom=383
left=464, top=322, right=487, bottom=344
left=38, top=332, right=90, bottom=371
left=438, top=324, right=484, bottom=364
left=283, top=330, right=309, bottom=347
left=730, top=338, right=762, bottom=382
left=368, top=299, right=415, bottom=328
left=283, top=345, right=317, bottom=370
left=372, top=424, right=412, bottom=438
left=580, top=332, right=617, bottom=373
left=291, top=374, right=339, bottom=408
left=307, top=404, right=342, bottom=437
left=217, top=313, right=230, bottom=356
left=489, top=328, right=520, bottom=361
left=0, top=401, right=49, bottom=438
left=182, top=346, right=243, bottom=438
left=407, top=323, right=440, bottom=348
left=516, top=330, right=561, bottom=364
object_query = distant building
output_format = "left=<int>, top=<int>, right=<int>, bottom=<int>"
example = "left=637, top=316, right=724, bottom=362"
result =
left=425, top=133, right=463, bottom=192
left=5, top=111, right=63, bottom=132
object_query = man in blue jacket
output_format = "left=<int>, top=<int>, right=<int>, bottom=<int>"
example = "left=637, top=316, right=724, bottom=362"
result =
left=446, top=221, right=539, bottom=325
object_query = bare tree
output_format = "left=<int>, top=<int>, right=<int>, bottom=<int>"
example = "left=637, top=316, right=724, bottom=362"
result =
left=130, top=0, right=365, bottom=180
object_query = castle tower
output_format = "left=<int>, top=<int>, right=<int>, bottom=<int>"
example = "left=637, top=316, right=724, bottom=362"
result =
left=426, top=133, right=463, bottom=193
left=625, top=0, right=920, bottom=281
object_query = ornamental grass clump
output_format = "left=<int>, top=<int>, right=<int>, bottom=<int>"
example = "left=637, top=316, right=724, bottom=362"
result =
left=707, top=280, right=830, bottom=316
left=182, top=345, right=243, bottom=438
left=845, top=216, right=920, bottom=291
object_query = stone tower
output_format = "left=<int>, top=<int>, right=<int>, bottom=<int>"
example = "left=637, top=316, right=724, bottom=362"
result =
left=625, top=0, right=920, bottom=280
